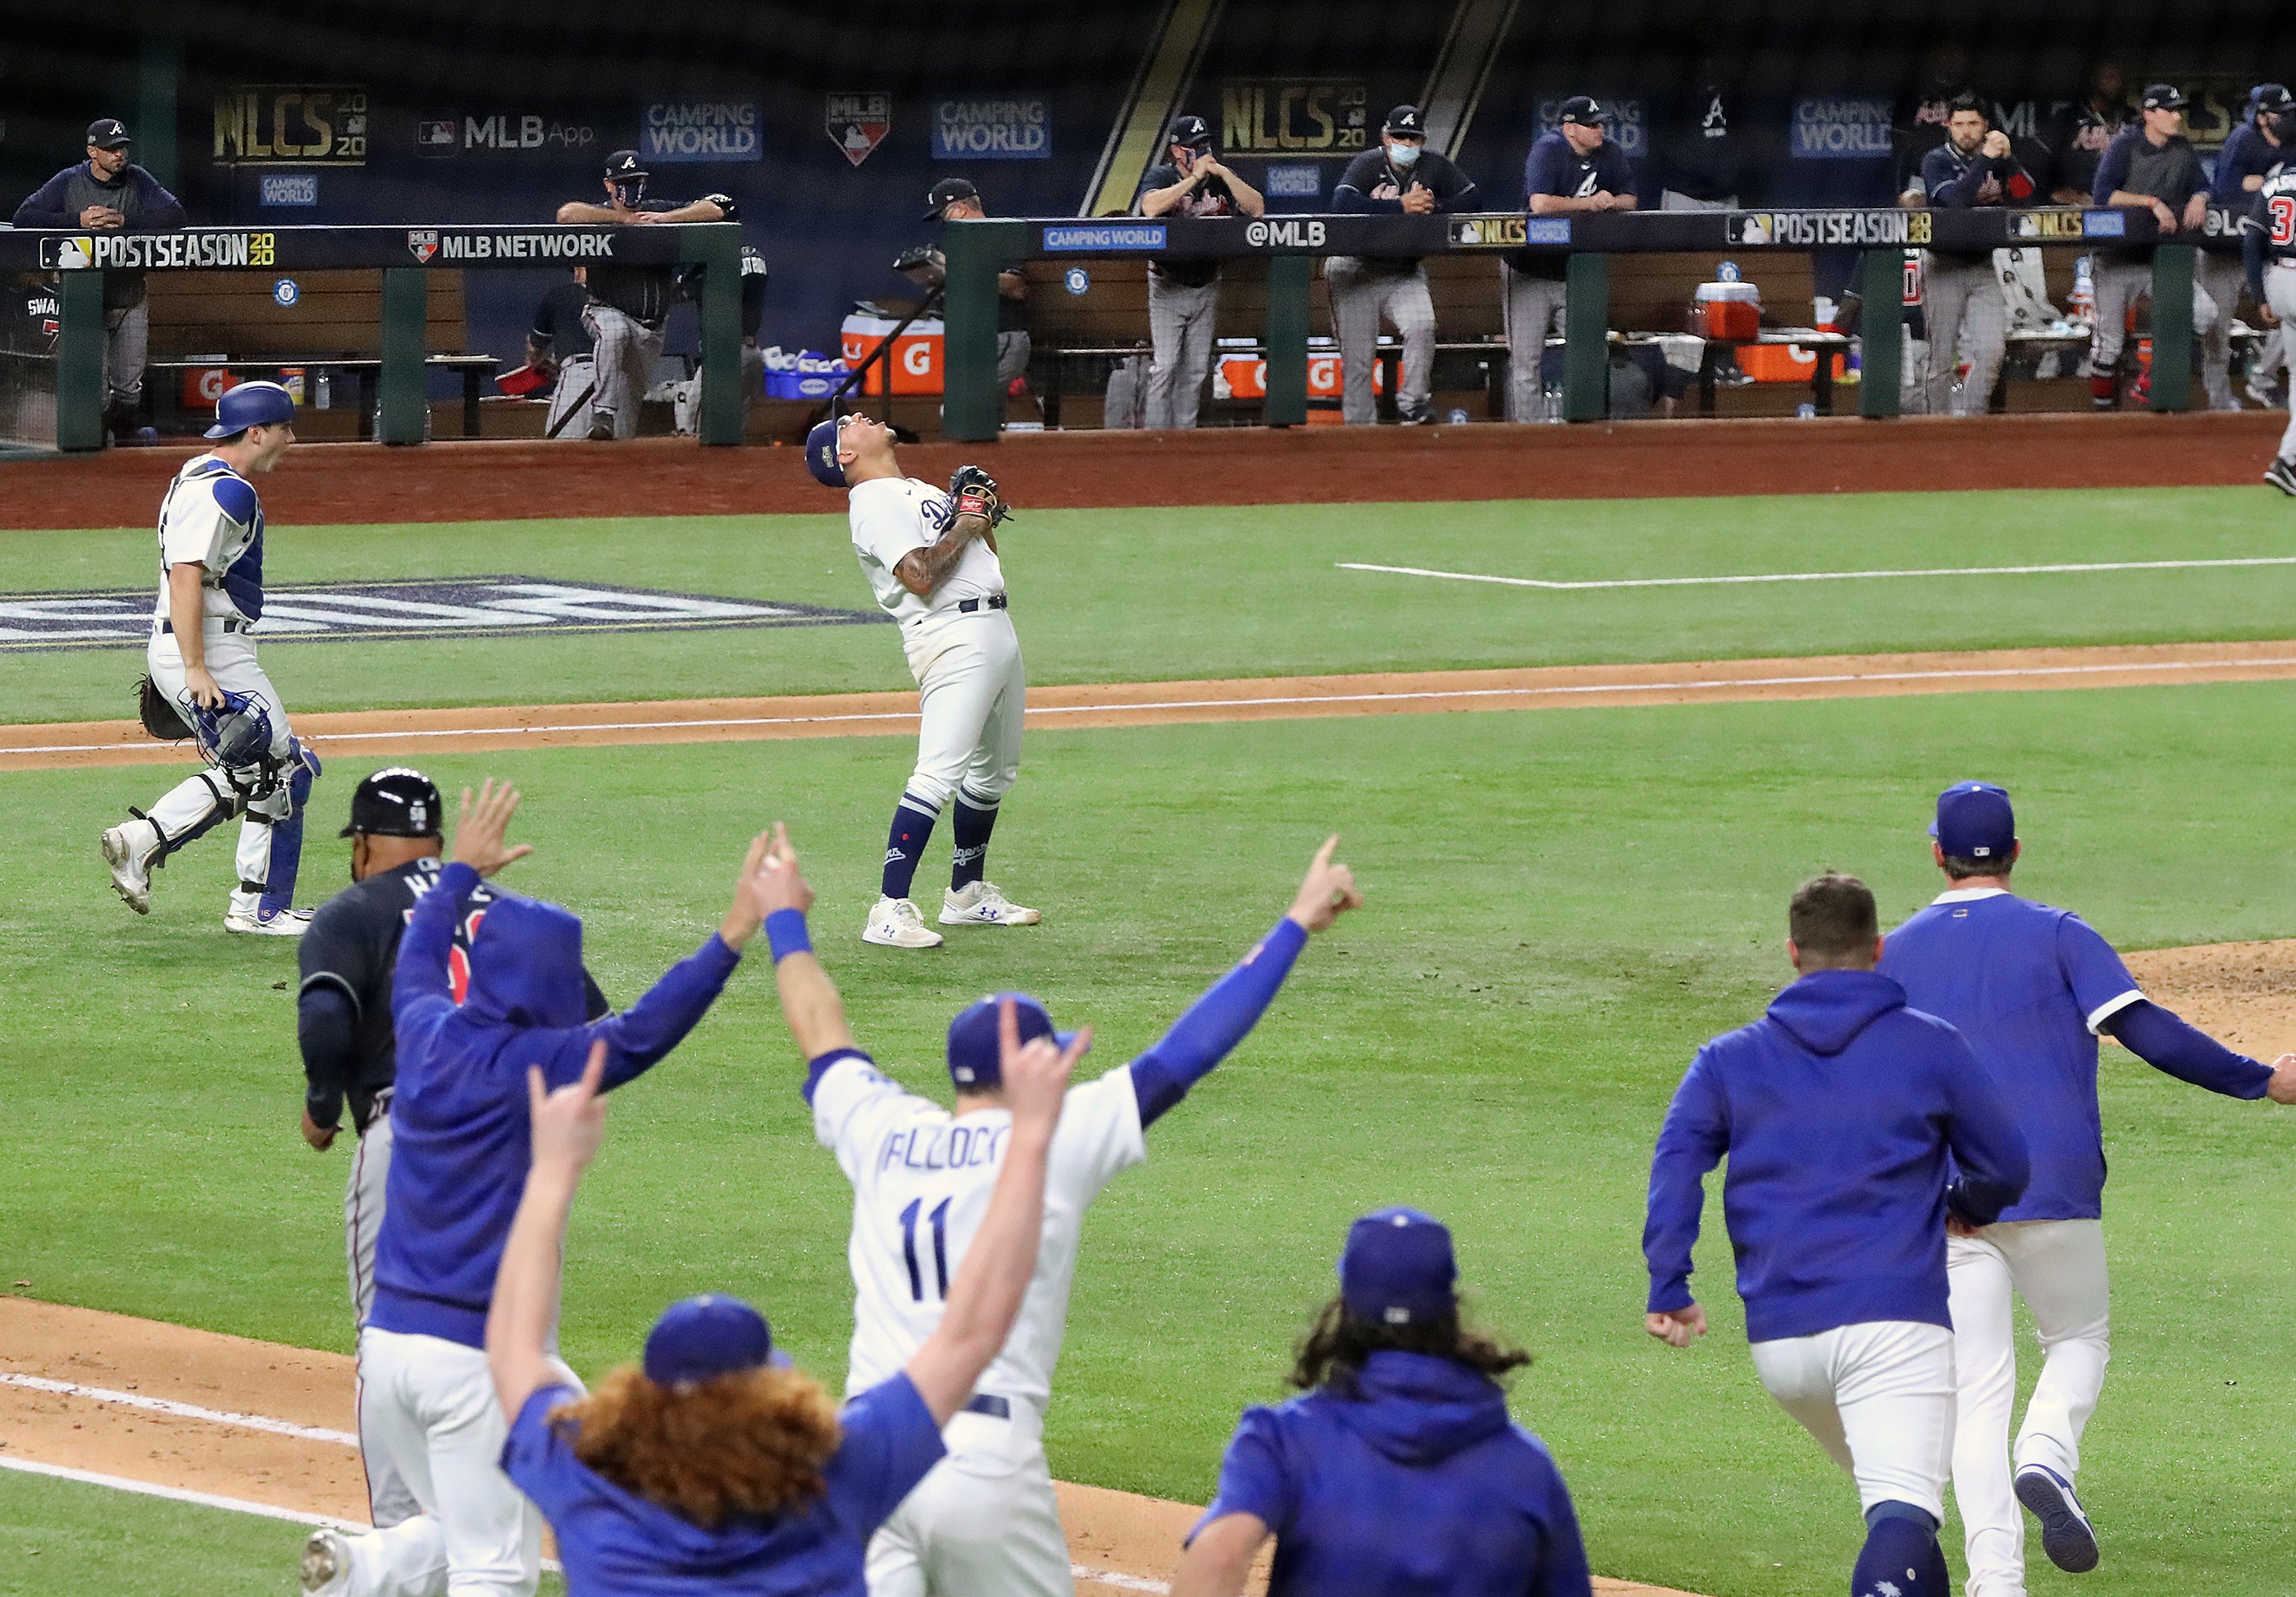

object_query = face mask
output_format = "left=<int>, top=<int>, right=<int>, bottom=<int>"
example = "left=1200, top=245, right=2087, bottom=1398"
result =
left=1389, top=141, right=1423, bottom=168
left=613, top=180, right=646, bottom=208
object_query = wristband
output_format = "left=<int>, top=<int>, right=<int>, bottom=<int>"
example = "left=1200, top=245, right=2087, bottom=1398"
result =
left=766, top=908, right=813, bottom=964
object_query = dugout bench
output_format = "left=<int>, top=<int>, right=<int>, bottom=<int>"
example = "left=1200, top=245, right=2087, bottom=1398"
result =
left=941, top=207, right=2223, bottom=442
left=0, top=222, right=744, bottom=451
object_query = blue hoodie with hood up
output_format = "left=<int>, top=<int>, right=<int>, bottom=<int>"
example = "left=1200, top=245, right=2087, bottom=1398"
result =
left=370, top=861, right=742, bottom=1348
left=1643, top=968, right=2029, bottom=1344
left=1193, top=1349, right=1592, bottom=1597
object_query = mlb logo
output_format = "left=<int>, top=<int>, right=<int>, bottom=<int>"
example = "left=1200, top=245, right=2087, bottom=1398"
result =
left=407, top=230, right=440, bottom=263
left=826, top=92, right=891, bottom=167
left=416, top=120, right=456, bottom=154
left=1733, top=213, right=1774, bottom=245
left=46, top=235, right=95, bottom=270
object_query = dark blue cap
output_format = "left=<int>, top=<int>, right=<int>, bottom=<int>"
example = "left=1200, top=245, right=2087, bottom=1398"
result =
left=1167, top=114, right=1212, bottom=149
left=206, top=379, right=296, bottom=439
left=644, top=1294, right=789, bottom=1387
left=1340, top=1207, right=1457, bottom=1326
left=87, top=118, right=131, bottom=149
left=1930, top=780, right=2016, bottom=860
left=804, top=416, right=848, bottom=487
left=945, top=992, right=1073, bottom=1088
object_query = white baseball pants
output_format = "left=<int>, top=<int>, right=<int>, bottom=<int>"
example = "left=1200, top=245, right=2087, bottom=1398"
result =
left=2195, top=250, right=2246, bottom=408
left=144, top=625, right=297, bottom=895
left=866, top=1404, right=1073, bottom=1597
left=2266, top=266, right=2296, bottom=463
left=900, top=609, right=1024, bottom=814
left=580, top=303, right=664, bottom=437
left=2089, top=259, right=2219, bottom=384
left=1947, top=1220, right=2111, bottom=1597
left=346, top=1107, right=421, bottom=1530
left=1146, top=274, right=1219, bottom=429
left=1751, top=1320, right=1957, bottom=1522
left=1502, top=266, right=1568, bottom=421
left=350, top=1328, right=576, bottom=1597
left=1921, top=258, right=2008, bottom=418
left=1325, top=258, right=1434, bottom=424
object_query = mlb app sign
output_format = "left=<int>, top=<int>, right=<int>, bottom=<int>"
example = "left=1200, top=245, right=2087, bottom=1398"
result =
left=644, top=103, right=760, bottom=162
left=932, top=99, right=1050, bottom=160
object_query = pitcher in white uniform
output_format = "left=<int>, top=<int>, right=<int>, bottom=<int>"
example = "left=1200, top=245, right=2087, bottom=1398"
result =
left=101, top=380, right=321, bottom=936
left=806, top=412, right=1034, bottom=950
left=746, top=821, right=1362, bottom=1597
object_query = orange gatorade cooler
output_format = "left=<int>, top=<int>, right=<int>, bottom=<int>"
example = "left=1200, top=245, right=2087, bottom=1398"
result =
left=1694, top=281, right=1762, bottom=340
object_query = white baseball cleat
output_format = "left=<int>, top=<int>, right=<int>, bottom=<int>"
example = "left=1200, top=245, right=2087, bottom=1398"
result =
left=940, top=880, right=1041, bottom=926
left=864, top=896, right=945, bottom=948
left=299, top=1526, right=352, bottom=1595
left=225, top=904, right=314, bottom=937
left=100, top=818, right=160, bottom=915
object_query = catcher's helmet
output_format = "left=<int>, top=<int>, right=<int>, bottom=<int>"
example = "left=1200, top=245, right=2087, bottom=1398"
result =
left=186, top=689, right=276, bottom=769
left=206, top=379, right=296, bottom=440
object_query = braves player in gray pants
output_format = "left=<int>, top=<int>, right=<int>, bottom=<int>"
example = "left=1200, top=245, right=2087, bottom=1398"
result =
left=1329, top=106, right=1478, bottom=426
left=2089, top=86, right=2216, bottom=409
left=11, top=116, right=185, bottom=440
left=1136, top=115, right=1264, bottom=429
left=2242, top=115, right=2296, bottom=495
left=1917, top=96, right=2038, bottom=418
left=1506, top=97, right=1636, bottom=422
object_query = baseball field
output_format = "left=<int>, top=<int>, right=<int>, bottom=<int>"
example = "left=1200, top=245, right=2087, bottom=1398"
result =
left=7, top=442, right=2296, bottom=1597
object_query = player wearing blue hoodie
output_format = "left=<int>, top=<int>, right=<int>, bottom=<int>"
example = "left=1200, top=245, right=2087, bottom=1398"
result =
left=1175, top=1208, right=1591, bottom=1597
left=302, top=782, right=769, bottom=1597
left=1644, top=873, right=2029, bottom=1597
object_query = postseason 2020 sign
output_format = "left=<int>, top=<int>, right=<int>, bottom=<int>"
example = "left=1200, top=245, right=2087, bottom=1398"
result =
left=932, top=99, right=1050, bottom=160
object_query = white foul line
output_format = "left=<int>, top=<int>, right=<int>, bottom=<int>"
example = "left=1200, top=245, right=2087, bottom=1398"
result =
left=1337, top=555, right=2296, bottom=591
left=0, top=1372, right=1170, bottom=1590
left=0, top=1371, right=358, bottom=1445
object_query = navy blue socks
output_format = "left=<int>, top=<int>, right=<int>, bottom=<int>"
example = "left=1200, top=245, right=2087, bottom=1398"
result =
left=882, top=796, right=938, bottom=899
left=951, top=797, right=999, bottom=890
left=1855, top=1502, right=1945, bottom=1597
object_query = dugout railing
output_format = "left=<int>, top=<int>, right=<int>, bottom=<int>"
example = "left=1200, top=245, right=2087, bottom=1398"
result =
left=0, top=223, right=745, bottom=450
left=938, top=205, right=2236, bottom=441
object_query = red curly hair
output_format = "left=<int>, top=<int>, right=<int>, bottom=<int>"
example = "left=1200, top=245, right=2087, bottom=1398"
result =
left=550, top=1362, right=843, bottom=1528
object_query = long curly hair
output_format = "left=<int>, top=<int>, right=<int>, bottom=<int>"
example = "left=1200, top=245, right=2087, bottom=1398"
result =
left=1288, top=1294, right=1533, bottom=1399
left=549, top=1362, right=843, bottom=1528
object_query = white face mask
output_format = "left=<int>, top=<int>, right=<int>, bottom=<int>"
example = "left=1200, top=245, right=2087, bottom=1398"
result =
left=1388, top=140, right=1423, bottom=167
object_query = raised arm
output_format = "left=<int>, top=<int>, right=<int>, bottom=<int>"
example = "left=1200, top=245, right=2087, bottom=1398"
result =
left=1128, top=836, right=1361, bottom=1127
left=1642, top=1052, right=1729, bottom=1347
left=394, top=780, right=532, bottom=1016
left=904, top=1002, right=1088, bottom=1425
left=735, top=823, right=862, bottom=1080
left=488, top=1042, right=608, bottom=1420
left=891, top=509, right=992, bottom=597
left=2102, top=1001, right=2294, bottom=1101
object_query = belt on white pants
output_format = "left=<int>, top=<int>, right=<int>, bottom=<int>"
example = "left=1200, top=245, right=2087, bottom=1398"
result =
left=157, top=616, right=253, bottom=635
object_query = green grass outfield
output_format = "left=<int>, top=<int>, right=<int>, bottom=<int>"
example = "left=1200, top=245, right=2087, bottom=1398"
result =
left=9, top=682, right=2296, bottom=1597
left=10, top=485, right=2296, bottom=721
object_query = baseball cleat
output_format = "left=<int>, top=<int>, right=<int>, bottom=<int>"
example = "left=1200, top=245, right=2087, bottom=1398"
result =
left=299, top=1526, right=352, bottom=1595
left=2266, top=458, right=2296, bottom=498
left=2248, top=373, right=2285, bottom=408
left=100, top=818, right=160, bottom=914
left=2015, top=1464, right=2099, bottom=1573
left=864, top=896, right=945, bottom=949
left=225, top=904, right=314, bottom=937
left=585, top=412, right=617, bottom=442
left=941, top=880, right=1041, bottom=926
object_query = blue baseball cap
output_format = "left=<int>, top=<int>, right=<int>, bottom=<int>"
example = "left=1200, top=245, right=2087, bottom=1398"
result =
left=644, top=1294, right=790, bottom=1387
left=1930, top=780, right=2016, bottom=860
left=206, top=379, right=296, bottom=439
left=945, top=992, right=1075, bottom=1088
left=1339, top=1207, right=1458, bottom=1326
left=804, top=416, right=848, bottom=487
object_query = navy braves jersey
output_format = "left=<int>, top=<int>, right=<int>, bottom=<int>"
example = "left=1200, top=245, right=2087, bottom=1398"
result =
left=1332, top=148, right=1479, bottom=273
left=1921, top=140, right=2039, bottom=266
left=2245, top=167, right=2296, bottom=295
left=1508, top=131, right=1636, bottom=280
left=298, top=858, right=608, bottom=1133
left=1137, top=162, right=1239, bottom=287
left=2211, top=122, right=2284, bottom=205
left=585, top=194, right=739, bottom=325
left=1878, top=889, right=2142, bottom=1221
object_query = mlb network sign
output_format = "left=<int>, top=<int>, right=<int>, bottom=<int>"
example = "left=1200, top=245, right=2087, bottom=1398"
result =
left=933, top=99, right=1050, bottom=160
left=644, top=103, right=760, bottom=162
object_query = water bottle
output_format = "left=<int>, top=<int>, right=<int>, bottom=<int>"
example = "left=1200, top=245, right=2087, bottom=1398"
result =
left=314, top=370, right=331, bottom=410
left=2071, top=254, right=2094, bottom=321
left=1796, top=402, right=1816, bottom=419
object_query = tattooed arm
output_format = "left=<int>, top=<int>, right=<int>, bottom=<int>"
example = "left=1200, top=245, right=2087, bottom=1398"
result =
left=891, top=510, right=994, bottom=597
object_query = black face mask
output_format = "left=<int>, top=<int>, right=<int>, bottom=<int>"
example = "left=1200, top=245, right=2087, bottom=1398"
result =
left=613, top=179, right=646, bottom=209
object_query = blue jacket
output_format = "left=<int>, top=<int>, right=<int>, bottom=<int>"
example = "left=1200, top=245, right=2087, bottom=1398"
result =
left=1196, top=1350, right=1591, bottom=1597
left=2211, top=122, right=2284, bottom=206
left=369, top=862, right=740, bottom=1348
left=1644, top=969, right=2029, bottom=1343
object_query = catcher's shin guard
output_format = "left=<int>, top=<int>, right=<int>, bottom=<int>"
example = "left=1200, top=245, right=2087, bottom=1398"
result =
left=255, top=741, right=321, bottom=915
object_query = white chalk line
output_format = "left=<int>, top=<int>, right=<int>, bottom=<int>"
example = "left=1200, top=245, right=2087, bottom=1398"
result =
left=0, top=1371, right=358, bottom=1445
left=16, top=652, right=2296, bottom=760
left=1337, top=555, right=2296, bottom=590
left=0, top=1371, right=1167, bottom=1590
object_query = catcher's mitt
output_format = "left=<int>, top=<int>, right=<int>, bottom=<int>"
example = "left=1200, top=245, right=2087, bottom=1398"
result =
left=135, top=673, right=193, bottom=742
left=947, top=464, right=1012, bottom=527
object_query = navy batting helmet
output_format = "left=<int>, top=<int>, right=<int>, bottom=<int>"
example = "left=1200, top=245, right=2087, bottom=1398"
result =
left=804, top=415, right=849, bottom=487
left=341, top=767, right=444, bottom=838
left=186, top=689, right=277, bottom=769
left=206, top=379, right=296, bottom=440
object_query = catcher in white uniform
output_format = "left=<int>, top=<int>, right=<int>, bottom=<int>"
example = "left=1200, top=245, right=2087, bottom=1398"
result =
left=806, top=412, right=1032, bottom=950
left=747, top=822, right=1362, bottom=1597
left=102, top=379, right=321, bottom=936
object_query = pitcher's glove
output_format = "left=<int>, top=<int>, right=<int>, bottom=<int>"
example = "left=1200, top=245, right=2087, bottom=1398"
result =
left=948, top=465, right=1011, bottom=527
